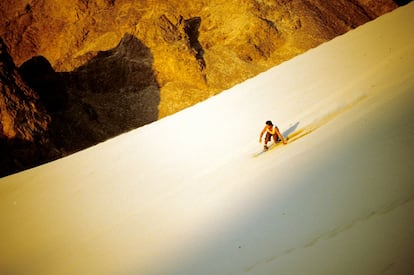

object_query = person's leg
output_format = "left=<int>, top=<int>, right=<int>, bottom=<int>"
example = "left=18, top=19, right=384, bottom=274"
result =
left=273, top=133, right=281, bottom=143
left=275, top=126, right=287, bottom=144
left=264, top=133, right=271, bottom=149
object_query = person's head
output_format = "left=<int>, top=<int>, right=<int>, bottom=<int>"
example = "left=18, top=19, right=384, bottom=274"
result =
left=266, top=120, right=273, bottom=126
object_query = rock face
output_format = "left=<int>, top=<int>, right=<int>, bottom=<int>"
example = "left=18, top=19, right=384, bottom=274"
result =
left=0, top=0, right=399, bottom=176
left=55, top=33, right=160, bottom=152
left=1, top=0, right=398, bottom=116
left=0, top=38, right=50, bottom=141
left=19, top=55, right=68, bottom=113
left=0, top=38, right=55, bottom=177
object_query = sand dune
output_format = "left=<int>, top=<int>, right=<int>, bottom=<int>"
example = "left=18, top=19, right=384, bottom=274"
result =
left=1, top=3, right=413, bottom=274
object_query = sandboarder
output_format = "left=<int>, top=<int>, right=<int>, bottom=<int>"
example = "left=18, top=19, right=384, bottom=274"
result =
left=259, top=120, right=287, bottom=150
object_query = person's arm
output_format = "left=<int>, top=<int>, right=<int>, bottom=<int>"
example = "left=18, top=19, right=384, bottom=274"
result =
left=274, top=126, right=287, bottom=144
left=259, top=126, right=267, bottom=142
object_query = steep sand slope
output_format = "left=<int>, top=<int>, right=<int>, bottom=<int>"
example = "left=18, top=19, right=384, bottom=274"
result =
left=0, top=3, right=413, bottom=274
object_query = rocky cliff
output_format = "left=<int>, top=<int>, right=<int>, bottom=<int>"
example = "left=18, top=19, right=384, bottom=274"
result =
left=0, top=37, right=58, bottom=177
left=1, top=0, right=398, bottom=115
left=0, top=0, right=400, bottom=176
left=0, top=38, right=50, bottom=141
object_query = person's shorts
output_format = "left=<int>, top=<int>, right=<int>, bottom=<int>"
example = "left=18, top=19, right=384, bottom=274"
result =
left=265, top=132, right=281, bottom=143
left=265, top=132, right=272, bottom=143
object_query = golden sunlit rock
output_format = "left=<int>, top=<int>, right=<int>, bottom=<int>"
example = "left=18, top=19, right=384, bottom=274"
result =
left=1, top=0, right=397, bottom=117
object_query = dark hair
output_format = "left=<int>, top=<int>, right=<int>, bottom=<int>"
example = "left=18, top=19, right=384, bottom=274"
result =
left=266, top=120, right=273, bottom=126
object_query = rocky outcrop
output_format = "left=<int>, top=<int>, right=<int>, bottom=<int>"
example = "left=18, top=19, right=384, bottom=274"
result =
left=0, top=37, right=49, bottom=141
left=0, top=37, right=57, bottom=177
left=0, top=0, right=399, bottom=177
left=54, top=33, right=160, bottom=152
left=0, top=32, right=160, bottom=177
left=1, top=0, right=398, bottom=117
left=19, top=56, right=68, bottom=113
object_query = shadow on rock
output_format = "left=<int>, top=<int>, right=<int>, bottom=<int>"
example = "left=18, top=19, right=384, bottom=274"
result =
left=19, top=55, right=68, bottom=112
left=54, top=33, right=160, bottom=153
left=1, top=34, right=159, bottom=177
